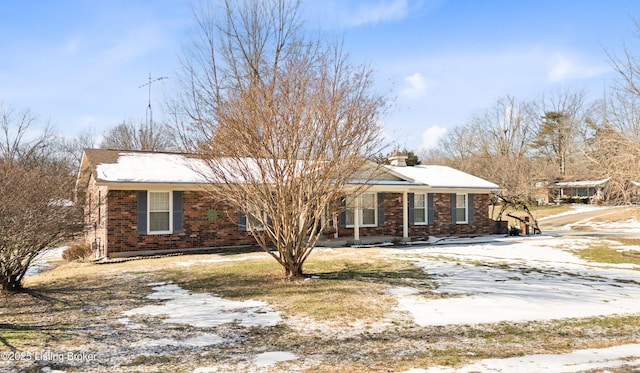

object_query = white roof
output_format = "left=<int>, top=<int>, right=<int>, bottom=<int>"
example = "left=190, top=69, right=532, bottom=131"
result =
left=90, top=150, right=500, bottom=191
left=555, top=177, right=610, bottom=188
left=385, top=165, right=500, bottom=190
left=96, top=153, right=211, bottom=183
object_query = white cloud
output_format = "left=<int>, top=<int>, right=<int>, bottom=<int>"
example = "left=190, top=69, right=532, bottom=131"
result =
left=421, top=125, right=447, bottom=151
left=548, top=54, right=611, bottom=82
left=321, top=0, right=411, bottom=28
left=401, top=72, right=428, bottom=98
left=352, top=0, right=409, bottom=26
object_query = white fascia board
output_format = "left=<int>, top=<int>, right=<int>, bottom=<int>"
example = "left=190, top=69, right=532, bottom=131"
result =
left=96, top=181, right=210, bottom=191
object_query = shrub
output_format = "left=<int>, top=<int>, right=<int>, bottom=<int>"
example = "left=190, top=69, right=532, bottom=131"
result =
left=62, top=242, right=93, bottom=262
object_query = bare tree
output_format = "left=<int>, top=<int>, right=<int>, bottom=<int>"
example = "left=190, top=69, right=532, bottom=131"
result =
left=435, top=125, right=482, bottom=169
left=430, top=96, right=538, bottom=198
left=531, top=89, right=589, bottom=175
left=100, top=120, right=177, bottom=151
left=608, top=18, right=640, bottom=99
left=583, top=93, right=640, bottom=204
left=59, top=128, right=100, bottom=170
left=471, top=96, right=539, bottom=197
left=0, top=104, right=81, bottom=292
left=580, top=18, right=640, bottom=204
left=174, top=0, right=385, bottom=278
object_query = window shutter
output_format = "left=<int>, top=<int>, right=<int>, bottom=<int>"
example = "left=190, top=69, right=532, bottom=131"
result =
left=408, top=193, right=415, bottom=225
left=137, top=191, right=147, bottom=234
left=339, top=197, right=346, bottom=227
left=468, top=193, right=474, bottom=224
left=238, top=210, right=247, bottom=231
left=377, top=193, right=385, bottom=226
left=173, top=191, right=183, bottom=233
left=450, top=193, right=457, bottom=224
left=427, top=193, right=434, bottom=225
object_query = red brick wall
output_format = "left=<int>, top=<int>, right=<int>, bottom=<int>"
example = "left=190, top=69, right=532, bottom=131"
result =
left=106, top=190, right=258, bottom=256
left=338, top=192, right=499, bottom=240
left=423, top=193, right=497, bottom=236
left=102, top=189, right=501, bottom=256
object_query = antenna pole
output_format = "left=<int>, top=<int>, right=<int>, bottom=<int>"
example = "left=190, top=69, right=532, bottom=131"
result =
left=139, top=73, right=168, bottom=127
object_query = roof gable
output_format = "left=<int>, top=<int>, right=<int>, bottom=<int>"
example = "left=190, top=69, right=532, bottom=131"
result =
left=385, top=165, right=500, bottom=190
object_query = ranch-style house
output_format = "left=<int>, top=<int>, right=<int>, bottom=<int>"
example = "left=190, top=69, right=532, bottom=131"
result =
left=76, top=149, right=502, bottom=258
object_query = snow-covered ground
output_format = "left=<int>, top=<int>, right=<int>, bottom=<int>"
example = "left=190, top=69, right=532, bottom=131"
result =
left=407, top=343, right=640, bottom=373
left=109, top=235, right=640, bottom=372
left=390, top=236, right=640, bottom=325
left=119, top=282, right=295, bottom=369
left=565, top=216, right=640, bottom=232
left=25, top=246, right=66, bottom=277
left=24, top=207, right=640, bottom=372
left=389, top=235, right=640, bottom=372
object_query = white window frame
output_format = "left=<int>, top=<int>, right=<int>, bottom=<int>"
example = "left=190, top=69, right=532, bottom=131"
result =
left=247, top=210, right=269, bottom=231
left=455, top=193, right=468, bottom=224
left=148, top=191, right=173, bottom=234
left=346, top=192, right=378, bottom=228
left=414, top=193, right=427, bottom=225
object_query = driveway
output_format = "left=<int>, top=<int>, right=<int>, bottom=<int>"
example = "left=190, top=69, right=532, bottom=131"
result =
left=537, top=205, right=640, bottom=238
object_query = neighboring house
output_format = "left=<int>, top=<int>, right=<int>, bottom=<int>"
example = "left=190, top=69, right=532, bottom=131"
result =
left=531, top=180, right=552, bottom=205
left=76, top=149, right=502, bottom=258
left=552, top=177, right=610, bottom=204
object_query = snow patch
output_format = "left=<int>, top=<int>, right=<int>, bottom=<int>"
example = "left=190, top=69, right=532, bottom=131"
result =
left=121, top=283, right=282, bottom=328
left=409, top=343, right=640, bottom=372
left=538, top=204, right=610, bottom=221
left=254, top=351, right=297, bottom=367
left=391, top=237, right=640, bottom=325
left=131, top=334, right=224, bottom=348
left=25, top=246, right=66, bottom=277
left=565, top=217, right=640, bottom=232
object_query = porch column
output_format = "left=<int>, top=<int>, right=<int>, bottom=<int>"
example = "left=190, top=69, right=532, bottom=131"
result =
left=354, top=195, right=360, bottom=242
left=402, top=191, right=408, bottom=240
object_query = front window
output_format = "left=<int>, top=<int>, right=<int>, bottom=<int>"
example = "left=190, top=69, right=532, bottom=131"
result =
left=248, top=210, right=268, bottom=231
left=414, top=193, right=427, bottom=224
left=572, top=188, right=592, bottom=198
left=346, top=192, right=377, bottom=227
left=149, top=191, right=171, bottom=233
left=455, top=194, right=467, bottom=224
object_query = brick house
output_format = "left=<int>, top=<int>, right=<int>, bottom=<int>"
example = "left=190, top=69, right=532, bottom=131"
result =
left=76, top=149, right=502, bottom=258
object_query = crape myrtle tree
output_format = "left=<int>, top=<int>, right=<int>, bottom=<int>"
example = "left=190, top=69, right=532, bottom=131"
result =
left=0, top=104, right=81, bottom=292
left=172, top=0, right=386, bottom=278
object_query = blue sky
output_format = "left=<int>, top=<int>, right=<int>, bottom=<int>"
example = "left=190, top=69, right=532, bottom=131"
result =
left=1, top=0, right=639, bottom=151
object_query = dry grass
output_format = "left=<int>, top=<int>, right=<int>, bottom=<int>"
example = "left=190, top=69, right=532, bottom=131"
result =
left=1, top=247, right=639, bottom=372
left=165, top=248, right=433, bottom=325
left=526, top=204, right=573, bottom=219
left=573, top=243, right=640, bottom=268
left=586, top=207, right=640, bottom=223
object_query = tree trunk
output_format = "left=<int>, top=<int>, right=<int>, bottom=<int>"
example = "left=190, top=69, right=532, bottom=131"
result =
left=284, top=262, right=304, bottom=279
left=0, top=274, right=23, bottom=293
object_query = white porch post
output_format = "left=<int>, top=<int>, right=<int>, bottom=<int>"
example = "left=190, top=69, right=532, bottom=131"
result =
left=402, top=191, right=409, bottom=240
left=354, top=195, right=360, bottom=242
